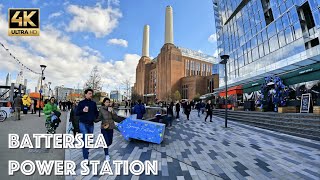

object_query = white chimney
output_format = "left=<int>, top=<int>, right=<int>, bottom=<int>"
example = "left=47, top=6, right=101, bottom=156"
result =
left=142, top=25, right=150, bottom=57
left=165, top=6, right=174, bottom=44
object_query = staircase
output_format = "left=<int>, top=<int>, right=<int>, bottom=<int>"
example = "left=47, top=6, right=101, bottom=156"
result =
left=212, top=109, right=320, bottom=141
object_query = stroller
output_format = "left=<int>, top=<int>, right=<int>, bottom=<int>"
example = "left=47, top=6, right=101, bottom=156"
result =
left=45, top=111, right=61, bottom=134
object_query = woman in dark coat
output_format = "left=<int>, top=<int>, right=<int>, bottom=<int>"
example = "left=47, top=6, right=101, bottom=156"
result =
left=70, top=101, right=80, bottom=137
left=96, top=98, right=117, bottom=161
left=184, top=101, right=191, bottom=120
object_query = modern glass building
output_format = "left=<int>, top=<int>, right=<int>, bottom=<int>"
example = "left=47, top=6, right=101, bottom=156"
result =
left=213, top=0, right=320, bottom=94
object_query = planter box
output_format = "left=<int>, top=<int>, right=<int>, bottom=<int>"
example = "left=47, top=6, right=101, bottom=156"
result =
left=314, top=106, right=320, bottom=115
left=278, top=106, right=298, bottom=113
left=232, top=106, right=244, bottom=111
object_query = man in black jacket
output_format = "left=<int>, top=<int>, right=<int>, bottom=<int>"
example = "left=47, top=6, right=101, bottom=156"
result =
left=76, top=89, right=99, bottom=160
left=205, top=100, right=213, bottom=122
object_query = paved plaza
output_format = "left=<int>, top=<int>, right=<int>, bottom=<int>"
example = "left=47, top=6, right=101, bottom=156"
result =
left=66, top=110, right=320, bottom=180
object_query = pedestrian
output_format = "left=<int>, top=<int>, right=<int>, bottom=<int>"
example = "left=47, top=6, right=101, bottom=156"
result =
left=167, top=102, right=174, bottom=127
left=185, top=101, right=191, bottom=120
left=62, top=101, right=67, bottom=111
left=205, top=100, right=213, bottom=122
left=196, top=102, right=201, bottom=117
left=95, top=98, right=117, bottom=161
left=30, top=100, right=35, bottom=114
left=175, top=101, right=180, bottom=121
left=133, top=99, right=146, bottom=119
left=43, top=97, right=60, bottom=131
left=13, top=94, right=23, bottom=120
left=67, top=100, right=72, bottom=111
left=201, top=101, right=205, bottom=114
left=34, top=99, right=37, bottom=114
left=76, top=89, right=99, bottom=160
left=59, top=101, right=62, bottom=110
left=69, top=101, right=80, bottom=137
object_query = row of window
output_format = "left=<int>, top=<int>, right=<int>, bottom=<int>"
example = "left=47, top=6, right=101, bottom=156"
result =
left=185, top=59, right=212, bottom=76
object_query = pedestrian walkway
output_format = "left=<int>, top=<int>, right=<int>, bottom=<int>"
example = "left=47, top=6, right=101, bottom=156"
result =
left=65, top=110, right=320, bottom=180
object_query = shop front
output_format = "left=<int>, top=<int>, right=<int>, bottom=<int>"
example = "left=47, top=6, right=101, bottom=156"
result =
left=217, top=85, right=243, bottom=109
left=242, top=63, right=320, bottom=113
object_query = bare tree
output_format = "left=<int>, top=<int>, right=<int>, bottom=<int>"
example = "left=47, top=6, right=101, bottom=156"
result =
left=121, top=78, right=132, bottom=100
left=83, top=66, right=103, bottom=93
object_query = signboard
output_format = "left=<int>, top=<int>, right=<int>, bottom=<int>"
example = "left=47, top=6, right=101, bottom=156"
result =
left=117, top=115, right=165, bottom=144
left=300, top=93, right=311, bottom=113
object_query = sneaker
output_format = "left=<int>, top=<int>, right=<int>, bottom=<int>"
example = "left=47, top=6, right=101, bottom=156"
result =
left=210, top=120, right=213, bottom=122
left=176, top=119, right=180, bottom=122
left=105, top=155, right=110, bottom=161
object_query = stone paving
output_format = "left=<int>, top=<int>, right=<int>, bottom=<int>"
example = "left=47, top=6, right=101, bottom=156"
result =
left=65, top=110, right=320, bottom=180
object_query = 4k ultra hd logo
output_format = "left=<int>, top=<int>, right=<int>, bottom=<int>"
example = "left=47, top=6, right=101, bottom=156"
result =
left=8, top=8, right=40, bottom=36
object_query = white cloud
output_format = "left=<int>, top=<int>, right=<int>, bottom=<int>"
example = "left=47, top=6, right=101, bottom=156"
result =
left=208, top=33, right=217, bottom=43
left=197, top=50, right=203, bottom=53
left=48, top=11, right=63, bottom=19
left=108, top=38, right=128, bottom=47
left=66, top=4, right=122, bottom=38
left=0, top=10, right=139, bottom=94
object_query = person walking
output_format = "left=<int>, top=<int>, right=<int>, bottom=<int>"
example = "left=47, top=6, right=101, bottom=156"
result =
left=69, top=101, right=80, bottom=137
left=76, top=89, right=99, bottom=160
left=185, top=101, right=191, bottom=120
left=167, top=102, right=174, bottom=127
left=96, top=98, right=117, bottom=161
left=133, top=99, right=146, bottom=119
left=59, top=101, right=62, bottom=110
left=175, top=101, right=180, bottom=121
left=196, top=102, right=201, bottom=117
left=13, top=94, right=23, bottom=120
left=30, top=100, right=35, bottom=114
left=205, top=100, right=213, bottom=122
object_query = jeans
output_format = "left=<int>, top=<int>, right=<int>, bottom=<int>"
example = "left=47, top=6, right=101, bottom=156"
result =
left=15, top=107, right=21, bottom=120
left=79, top=122, right=94, bottom=159
left=205, top=113, right=212, bottom=121
left=197, top=109, right=200, bottom=117
left=101, top=129, right=113, bottom=156
left=176, top=111, right=180, bottom=119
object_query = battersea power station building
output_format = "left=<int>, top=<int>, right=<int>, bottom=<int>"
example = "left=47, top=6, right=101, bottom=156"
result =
left=133, top=6, right=219, bottom=102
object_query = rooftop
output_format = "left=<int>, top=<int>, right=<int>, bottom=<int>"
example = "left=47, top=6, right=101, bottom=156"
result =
left=177, top=47, right=218, bottom=64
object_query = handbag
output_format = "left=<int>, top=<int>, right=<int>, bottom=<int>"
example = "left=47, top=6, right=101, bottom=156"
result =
left=101, top=122, right=110, bottom=129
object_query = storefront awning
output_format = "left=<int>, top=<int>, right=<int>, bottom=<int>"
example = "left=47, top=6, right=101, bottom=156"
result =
left=219, top=85, right=243, bottom=97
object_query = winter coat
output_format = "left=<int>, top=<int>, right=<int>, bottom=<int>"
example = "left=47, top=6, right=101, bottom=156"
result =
left=133, top=104, right=146, bottom=119
left=76, top=99, right=99, bottom=125
left=96, top=106, right=116, bottom=129
left=43, top=102, right=59, bottom=119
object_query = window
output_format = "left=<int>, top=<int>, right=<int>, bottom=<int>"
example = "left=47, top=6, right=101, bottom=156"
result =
left=269, top=35, right=279, bottom=52
left=285, top=27, right=294, bottom=44
left=252, top=47, right=259, bottom=61
left=267, top=22, right=277, bottom=38
left=264, top=40, right=270, bottom=55
left=282, top=13, right=290, bottom=28
left=293, top=22, right=302, bottom=39
left=259, top=44, right=265, bottom=57
left=289, top=8, right=299, bottom=24
left=278, top=30, right=286, bottom=47
left=276, top=18, right=284, bottom=32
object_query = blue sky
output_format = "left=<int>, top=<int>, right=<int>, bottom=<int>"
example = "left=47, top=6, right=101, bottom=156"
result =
left=0, top=0, right=217, bottom=93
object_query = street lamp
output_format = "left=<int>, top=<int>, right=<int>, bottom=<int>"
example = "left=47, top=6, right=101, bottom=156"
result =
left=220, top=55, right=229, bottom=128
left=39, top=64, right=47, bottom=117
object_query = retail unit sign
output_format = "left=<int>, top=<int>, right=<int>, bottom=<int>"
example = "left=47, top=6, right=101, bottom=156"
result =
left=300, top=93, right=311, bottom=113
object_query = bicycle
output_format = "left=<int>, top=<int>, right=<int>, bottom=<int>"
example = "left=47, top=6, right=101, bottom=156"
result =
left=0, top=109, right=7, bottom=122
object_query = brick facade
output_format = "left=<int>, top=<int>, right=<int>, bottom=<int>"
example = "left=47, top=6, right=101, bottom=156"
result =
left=134, top=44, right=218, bottom=102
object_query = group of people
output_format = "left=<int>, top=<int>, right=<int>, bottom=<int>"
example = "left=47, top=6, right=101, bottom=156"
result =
left=12, top=94, right=37, bottom=120
left=58, top=100, right=73, bottom=111
left=67, top=89, right=116, bottom=161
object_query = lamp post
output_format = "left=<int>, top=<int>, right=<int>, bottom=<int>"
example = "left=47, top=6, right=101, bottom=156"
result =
left=39, top=65, right=47, bottom=117
left=220, top=55, right=229, bottom=128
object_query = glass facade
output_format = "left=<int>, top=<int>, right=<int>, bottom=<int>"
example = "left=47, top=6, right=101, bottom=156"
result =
left=213, top=0, right=320, bottom=87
